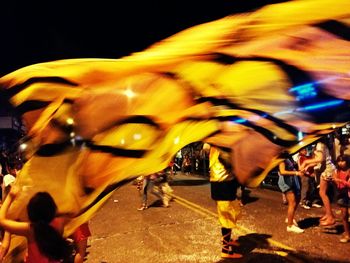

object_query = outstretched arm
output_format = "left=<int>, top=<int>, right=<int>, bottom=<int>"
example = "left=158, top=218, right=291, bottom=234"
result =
left=0, top=186, right=31, bottom=237
left=299, top=151, right=323, bottom=170
left=279, top=162, right=302, bottom=176
left=333, top=177, right=350, bottom=187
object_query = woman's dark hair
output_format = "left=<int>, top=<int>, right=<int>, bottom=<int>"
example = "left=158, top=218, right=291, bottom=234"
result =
left=279, top=150, right=290, bottom=159
left=336, top=155, right=350, bottom=169
left=27, top=192, right=72, bottom=261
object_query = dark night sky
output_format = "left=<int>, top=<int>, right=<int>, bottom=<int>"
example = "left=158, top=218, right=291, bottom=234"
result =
left=0, top=1, right=287, bottom=78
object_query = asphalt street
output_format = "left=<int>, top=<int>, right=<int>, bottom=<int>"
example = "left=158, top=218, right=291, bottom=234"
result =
left=86, top=173, right=350, bottom=263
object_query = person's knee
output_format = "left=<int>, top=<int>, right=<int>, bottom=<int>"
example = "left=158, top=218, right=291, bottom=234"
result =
left=219, top=201, right=231, bottom=211
left=319, top=190, right=326, bottom=198
left=289, top=201, right=297, bottom=209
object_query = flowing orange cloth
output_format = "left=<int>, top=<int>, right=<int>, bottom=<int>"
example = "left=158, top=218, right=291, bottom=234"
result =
left=0, top=2, right=349, bottom=260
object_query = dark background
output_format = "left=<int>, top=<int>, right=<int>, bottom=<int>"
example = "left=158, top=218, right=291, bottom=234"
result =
left=0, top=1, right=287, bottom=78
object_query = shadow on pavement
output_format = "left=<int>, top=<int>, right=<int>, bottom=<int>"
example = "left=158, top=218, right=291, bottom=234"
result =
left=215, top=233, right=275, bottom=263
left=237, top=233, right=273, bottom=252
left=298, top=217, right=344, bottom=235
left=241, top=195, right=259, bottom=206
left=214, top=232, right=349, bottom=263
left=321, top=224, right=344, bottom=235
left=148, top=199, right=165, bottom=208
left=288, top=250, right=350, bottom=263
left=298, top=216, right=321, bottom=229
left=216, top=253, right=286, bottom=263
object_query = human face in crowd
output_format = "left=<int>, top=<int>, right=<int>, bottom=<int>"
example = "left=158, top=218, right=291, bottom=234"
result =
left=337, top=160, right=346, bottom=170
left=299, top=148, right=307, bottom=156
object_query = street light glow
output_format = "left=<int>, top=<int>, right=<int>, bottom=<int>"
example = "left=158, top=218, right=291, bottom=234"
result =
left=66, top=118, right=74, bottom=125
left=19, top=143, right=27, bottom=151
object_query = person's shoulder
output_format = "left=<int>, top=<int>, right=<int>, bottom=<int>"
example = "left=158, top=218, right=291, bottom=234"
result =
left=315, top=142, right=325, bottom=151
left=50, top=217, right=67, bottom=233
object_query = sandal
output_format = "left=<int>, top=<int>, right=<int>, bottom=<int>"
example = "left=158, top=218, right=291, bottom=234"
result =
left=226, top=239, right=240, bottom=247
left=221, top=251, right=243, bottom=259
left=221, top=244, right=242, bottom=259
left=221, top=232, right=241, bottom=258
left=222, top=233, right=240, bottom=247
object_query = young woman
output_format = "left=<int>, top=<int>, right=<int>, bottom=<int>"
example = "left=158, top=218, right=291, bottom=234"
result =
left=278, top=153, right=304, bottom=233
left=333, top=155, right=350, bottom=243
left=0, top=187, right=72, bottom=262
left=300, top=139, right=336, bottom=226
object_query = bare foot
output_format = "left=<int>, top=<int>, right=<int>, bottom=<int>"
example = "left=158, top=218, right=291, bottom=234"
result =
left=319, top=215, right=327, bottom=221
left=320, top=218, right=335, bottom=226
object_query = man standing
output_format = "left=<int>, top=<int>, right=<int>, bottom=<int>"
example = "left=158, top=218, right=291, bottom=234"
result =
left=202, top=143, right=242, bottom=259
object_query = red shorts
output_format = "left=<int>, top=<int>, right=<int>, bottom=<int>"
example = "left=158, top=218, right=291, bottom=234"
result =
left=71, top=222, right=91, bottom=242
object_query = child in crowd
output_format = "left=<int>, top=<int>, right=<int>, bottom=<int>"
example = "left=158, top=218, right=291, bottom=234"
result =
left=333, top=155, right=350, bottom=243
left=0, top=187, right=72, bottom=262
left=278, top=153, right=304, bottom=233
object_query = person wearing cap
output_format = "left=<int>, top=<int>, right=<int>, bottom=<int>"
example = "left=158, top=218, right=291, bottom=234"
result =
left=2, top=171, right=16, bottom=202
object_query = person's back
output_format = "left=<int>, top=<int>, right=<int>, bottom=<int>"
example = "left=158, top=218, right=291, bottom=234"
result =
left=278, top=158, right=300, bottom=190
left=26, top=217, right=65, bottom=263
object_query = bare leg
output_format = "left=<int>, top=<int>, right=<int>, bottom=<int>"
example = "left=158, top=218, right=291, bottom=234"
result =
left=282, top=193, right=287, bottom=205
left=341, top=207, right=350, bottom=237
left=319, top=179, right=335, bottom=225
left=286, top=191, right=296, bottom=226
left=74, top=239, right=88, bottom=263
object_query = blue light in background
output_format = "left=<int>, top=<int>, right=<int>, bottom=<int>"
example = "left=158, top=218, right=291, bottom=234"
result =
left=229, top=77, right=344, bottom=125
left=289, top=83, right=317, bottom=101
left=231, top=99, right=344, bottom=124
left=273, top=99, right=344, bottom=117
left=300, top=99, right=343, bottom=111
